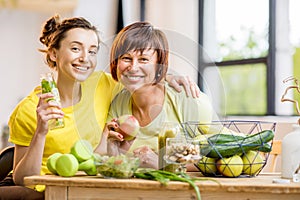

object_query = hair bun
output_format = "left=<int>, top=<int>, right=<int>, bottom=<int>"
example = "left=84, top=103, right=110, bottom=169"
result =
left=39, top=15, right=61, bottom=47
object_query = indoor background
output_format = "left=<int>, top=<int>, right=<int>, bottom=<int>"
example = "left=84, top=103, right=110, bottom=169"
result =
left=0, top=0, right=299, bottom=166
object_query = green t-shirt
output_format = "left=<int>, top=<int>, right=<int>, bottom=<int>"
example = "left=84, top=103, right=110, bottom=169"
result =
left=107, top=82, right=214, bottom=153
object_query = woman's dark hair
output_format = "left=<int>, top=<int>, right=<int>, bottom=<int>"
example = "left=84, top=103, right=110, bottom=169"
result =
left=110, top=21, right=169, bottom=84
left=39, top=15, right=100, bottom=69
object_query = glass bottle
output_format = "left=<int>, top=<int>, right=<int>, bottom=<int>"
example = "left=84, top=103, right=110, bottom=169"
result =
left=158, top=122, right=181, bottom=172
left=281, top=124, right=300, bottom=179
left=40, top=72, right=65, bottom=130
left=164, top=137, right=201, bottom=173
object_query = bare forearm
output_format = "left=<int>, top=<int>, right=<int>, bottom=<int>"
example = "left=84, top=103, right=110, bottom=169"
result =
left=94, top=138, right=108, bottom=155
left=13, top=133, right=46, bottom=185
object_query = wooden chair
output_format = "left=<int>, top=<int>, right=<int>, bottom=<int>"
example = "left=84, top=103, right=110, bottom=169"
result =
left=269, top=140, right=282, bottom=172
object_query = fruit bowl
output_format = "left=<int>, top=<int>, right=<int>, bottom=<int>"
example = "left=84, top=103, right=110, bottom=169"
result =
left=181, top=120, right=276, bottom=177
left=96, top=154, right=140, bottom=179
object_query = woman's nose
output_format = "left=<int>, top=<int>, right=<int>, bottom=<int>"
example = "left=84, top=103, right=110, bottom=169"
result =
left=127, top=59, right=139, bottom=71
left=79, top=51, right=88, bottom=62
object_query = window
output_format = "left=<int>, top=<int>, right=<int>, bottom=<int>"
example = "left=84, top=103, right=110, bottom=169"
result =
left=199, top=0, right=275, bottom=116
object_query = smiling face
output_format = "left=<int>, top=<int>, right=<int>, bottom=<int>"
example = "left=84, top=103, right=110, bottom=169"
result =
left=50, top=28, right=99, bottom=82
left=110, top=22, right=169, bottom=86
left=117, top=49, right=158, bottom=92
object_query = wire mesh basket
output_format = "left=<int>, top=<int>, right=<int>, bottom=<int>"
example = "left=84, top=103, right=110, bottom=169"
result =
left=181, top=120, right=276, bottom=177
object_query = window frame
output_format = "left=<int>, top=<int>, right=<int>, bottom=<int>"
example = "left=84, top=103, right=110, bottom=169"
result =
left=198, top=0, right=276, bottom=116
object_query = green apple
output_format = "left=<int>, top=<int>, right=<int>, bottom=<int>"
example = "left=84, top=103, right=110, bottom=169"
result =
left=197, top=156, right=218, bottom=175
left=46, top=152, right=62, bottom=175
left=116, top=115, right=140, bottom=140
left=217, top=155, right=243, bottom=177
left=70, top=139, right=93, bottom=162
left=242, top=150, right=264, bottom=176
left=55, top=153, right=79, bottom=177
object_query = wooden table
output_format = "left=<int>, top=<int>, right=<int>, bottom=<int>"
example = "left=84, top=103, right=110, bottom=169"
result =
left=24, top=172, right=300, bottom=200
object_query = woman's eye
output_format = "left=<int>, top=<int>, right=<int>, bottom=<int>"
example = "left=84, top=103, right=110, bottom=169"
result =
left=89, top=50, right=97, bottom=55
left=71, top=47, right=80, bottom=52
left=121, top=57, right=131, bottom=62
left=140, top=58, right=149, bottom=63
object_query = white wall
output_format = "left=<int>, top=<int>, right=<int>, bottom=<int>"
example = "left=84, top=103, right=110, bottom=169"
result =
left=0, top=0, right=118, bottom=130
left=0, top=0, right=200, bottom=131
left=0, top=10, right=49, bottom=129
left=146, top=0, right=199, bottom=82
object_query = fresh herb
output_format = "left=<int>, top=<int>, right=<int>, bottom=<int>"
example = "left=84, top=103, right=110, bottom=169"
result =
left=134, top=169, right=206, bottom=200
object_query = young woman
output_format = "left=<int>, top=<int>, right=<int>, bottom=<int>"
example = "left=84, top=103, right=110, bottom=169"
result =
left=1, top=16, right=199, bottom=199
left=99, top=22, right=215, bottom=170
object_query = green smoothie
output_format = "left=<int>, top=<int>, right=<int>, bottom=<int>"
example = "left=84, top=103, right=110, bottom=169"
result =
left=41, top=72, right=64, bottom=129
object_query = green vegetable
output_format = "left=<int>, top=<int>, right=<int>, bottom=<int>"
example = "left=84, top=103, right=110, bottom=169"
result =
left=201, top=130, right=274, bottom=158
left=207, top=133, right=246, bottom=144
left=256, top=142, right=272, bottom=152
left=207, top=132, right=272, bottom=152
left=134, top=169, right=201, bottom=200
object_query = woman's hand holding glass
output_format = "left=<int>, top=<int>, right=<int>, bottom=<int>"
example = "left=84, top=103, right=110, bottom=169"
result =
left=35, top=93, right=64, bottom=134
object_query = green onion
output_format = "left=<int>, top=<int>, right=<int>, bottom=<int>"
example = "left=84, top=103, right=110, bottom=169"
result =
left=134, top=169, right=205, bottom=200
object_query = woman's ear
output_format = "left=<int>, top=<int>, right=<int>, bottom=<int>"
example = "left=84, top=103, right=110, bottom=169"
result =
left=49, top=49, right=57, bottom=62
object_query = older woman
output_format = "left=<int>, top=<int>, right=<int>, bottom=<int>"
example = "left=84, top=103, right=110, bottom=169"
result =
left=98, top=22, right=215, bottom=170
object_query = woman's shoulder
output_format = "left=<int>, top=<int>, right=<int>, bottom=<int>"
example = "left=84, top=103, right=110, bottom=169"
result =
left=112, top=88, right=131, bottom=102
left=14, top=86, right=40, bottom=109
left=85, top=71, right=121, bottom=91
left=88, top=71, right=113, bottom=82
left=109, top=89, right=131, bottom=111
left=9, top=86, right=40, bottom=127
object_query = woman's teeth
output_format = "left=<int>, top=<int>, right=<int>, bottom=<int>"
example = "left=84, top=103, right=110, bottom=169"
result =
left=75, top=66, right=89, bottom=71
left=126, top=76, right=141, bottom=80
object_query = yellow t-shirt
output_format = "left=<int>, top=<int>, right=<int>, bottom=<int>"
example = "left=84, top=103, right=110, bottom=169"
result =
left=9, top=71, right=121, bottom=176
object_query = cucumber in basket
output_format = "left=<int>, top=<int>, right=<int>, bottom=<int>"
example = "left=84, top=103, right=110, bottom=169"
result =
left=207, top=133, right=246, bottom=144
left=200, top=130, right=274, bottom=158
